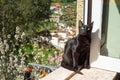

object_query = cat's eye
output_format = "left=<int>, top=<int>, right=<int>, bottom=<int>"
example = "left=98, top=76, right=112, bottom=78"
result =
left=81, top=27, right=85, bottom=30
left=87, top=28, right=91, bottom=30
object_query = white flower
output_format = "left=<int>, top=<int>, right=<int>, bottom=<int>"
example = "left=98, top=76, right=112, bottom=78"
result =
left=7, top=34, right=11, bottom=38
left=36, top=60, right=39, bottom=63
left=21, top=57, right=25, bottom=61
left=13, top=70, right=17, bottom=74
left=0, top=42, right=4, bottom=50
left=0, top=38, right=2, bottom=42
left=42, top=54, right=45, bottom=57
left=9, top=57, right=13, bottom=61
left=14, top=63, right=18, bottom=67
left=14, top=34, right=19, bottom=40
left=1, top=56, right=5, bottom=59
left=21, top=60, right=25, bottom=64
left=21, top=32, right=26, bottom=39
left=5, top=44, right=9, bottom=51
left=0, top=49, right=5, bottom=54
left=8, top=69, right=10, bottom=73
left=14, top=56, right=18, bottom=62
left=16, top=26, right=20, bottom=33
left=3, top=39, right=7, bottom=44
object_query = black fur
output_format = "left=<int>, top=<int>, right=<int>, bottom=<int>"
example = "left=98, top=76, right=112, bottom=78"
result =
left=61, top=20, right=93, bottom=73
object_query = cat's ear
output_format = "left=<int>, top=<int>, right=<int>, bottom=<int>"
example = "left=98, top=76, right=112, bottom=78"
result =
left=79, top=20, right=83, bottom=27
left=89, top=21, right=94, bottom=27
left=88, top=22, right=93, bottom=31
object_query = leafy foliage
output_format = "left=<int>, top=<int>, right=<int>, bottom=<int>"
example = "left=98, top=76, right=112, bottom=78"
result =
left=37, top=22, right=58, bottom=31
left=60, top=2, right=76, bottom=26
left=0, top=0, right=52, bottom=79
left=52, top=0, right=76, bottom=3
left=0, top=0, right=51, bottom=35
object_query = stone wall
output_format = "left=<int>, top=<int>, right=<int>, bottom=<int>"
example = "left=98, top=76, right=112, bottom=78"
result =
left=76, top=0, right=84, bottom=34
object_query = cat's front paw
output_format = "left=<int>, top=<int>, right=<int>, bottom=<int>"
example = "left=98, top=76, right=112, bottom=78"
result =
left=73, top=66, right=78, bottom=70
left=84, top=65, right=90, bottom=69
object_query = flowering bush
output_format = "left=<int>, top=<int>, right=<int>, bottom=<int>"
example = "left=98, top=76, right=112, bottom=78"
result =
left=0, top=26, right=61, bottom=80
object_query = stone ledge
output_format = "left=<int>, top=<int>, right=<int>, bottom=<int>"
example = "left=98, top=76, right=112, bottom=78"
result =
left=42, top=67, right=116, bottom=80
left=71, top=68, right=116, bottom=80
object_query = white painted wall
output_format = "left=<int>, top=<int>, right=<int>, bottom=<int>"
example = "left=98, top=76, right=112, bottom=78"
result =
left=90, top=0, right=103, bottom=64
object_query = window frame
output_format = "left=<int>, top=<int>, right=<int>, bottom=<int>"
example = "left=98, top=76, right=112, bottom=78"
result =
left=84, top=0, right=120, bottom=73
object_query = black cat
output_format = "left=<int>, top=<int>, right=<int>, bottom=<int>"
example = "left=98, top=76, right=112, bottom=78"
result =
left=61, top=20, right=93, bottom=73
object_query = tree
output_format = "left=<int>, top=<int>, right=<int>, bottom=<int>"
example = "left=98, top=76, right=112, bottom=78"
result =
left=51, top=0, right=75, bottom=3
left=0, top=0, right=51, bottom=35
left=0, top=0, right=51, bottom=79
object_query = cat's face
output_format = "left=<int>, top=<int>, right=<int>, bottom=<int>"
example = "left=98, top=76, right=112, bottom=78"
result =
left=78, top=20, right=93, bottom=36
